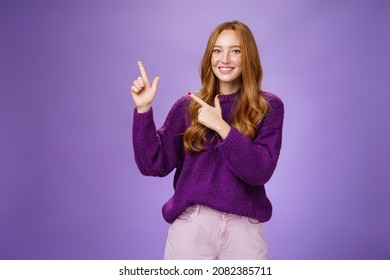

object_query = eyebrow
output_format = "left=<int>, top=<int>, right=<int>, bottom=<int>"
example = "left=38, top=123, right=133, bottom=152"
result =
left=213, top=45, right=241, bottom=48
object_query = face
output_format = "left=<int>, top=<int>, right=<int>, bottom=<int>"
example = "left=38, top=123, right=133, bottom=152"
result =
left=211, top=29, right=242, bottom=92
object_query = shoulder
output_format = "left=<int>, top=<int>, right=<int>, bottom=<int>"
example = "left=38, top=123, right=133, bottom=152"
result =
left=169, top=94, right=191, bottom=113
left=262, top=91, right=284, bottom=113
left=165, top=94, right=191, bottom=120
left=261, top=91, right=284, bottom=128
left=172, top=94, right=191, bottom=108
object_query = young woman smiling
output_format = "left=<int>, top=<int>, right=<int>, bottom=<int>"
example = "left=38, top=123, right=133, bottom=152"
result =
left=131, top=21, right=284, bottom=260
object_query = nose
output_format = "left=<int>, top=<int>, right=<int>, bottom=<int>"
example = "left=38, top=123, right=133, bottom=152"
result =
left=222, top=51, right=231, bottom=64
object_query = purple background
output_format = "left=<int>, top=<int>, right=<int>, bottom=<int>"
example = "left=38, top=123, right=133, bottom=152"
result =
left=1, top=0, right=389, bottom=259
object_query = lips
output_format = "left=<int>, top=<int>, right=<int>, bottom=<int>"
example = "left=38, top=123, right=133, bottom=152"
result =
left=218, top=67, right=235, bottom=73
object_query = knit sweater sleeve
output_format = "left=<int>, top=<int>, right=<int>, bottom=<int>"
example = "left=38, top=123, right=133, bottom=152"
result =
left=217, top=93, right=284, bottom=186
left=132, top=97, right=187, bottom=177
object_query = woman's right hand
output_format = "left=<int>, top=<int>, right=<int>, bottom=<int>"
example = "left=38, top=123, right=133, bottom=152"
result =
left=130, top=61, right=160, bottom=113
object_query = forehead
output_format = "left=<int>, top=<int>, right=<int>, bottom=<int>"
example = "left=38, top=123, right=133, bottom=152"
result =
left=215, top=29, right=240, bottom=47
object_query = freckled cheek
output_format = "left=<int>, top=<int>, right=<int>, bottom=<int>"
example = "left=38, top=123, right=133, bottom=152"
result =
left=211, top=56, right=219, bottom=66
left=232, top=56, right=242, bottom=67
left=211, top=59, right=219, bottom=74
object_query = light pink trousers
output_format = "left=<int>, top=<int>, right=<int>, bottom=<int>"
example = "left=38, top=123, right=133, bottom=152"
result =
left=164, top=205, right=268, bottom=260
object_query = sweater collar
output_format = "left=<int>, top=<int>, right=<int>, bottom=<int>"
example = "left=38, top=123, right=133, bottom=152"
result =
left=219, top=90, right=240, bottom=96
left=218, top=91, right=239, bottom=102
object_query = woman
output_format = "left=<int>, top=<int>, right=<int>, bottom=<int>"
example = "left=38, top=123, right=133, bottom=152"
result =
left=131, top=21, right=284, bottom=259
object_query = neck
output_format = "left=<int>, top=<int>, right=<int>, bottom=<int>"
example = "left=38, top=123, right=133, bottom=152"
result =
left=218, top=81, right=241, bottom=95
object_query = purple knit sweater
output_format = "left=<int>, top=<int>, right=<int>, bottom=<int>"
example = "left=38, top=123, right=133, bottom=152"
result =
left=132, top=91, right=284, bottom=224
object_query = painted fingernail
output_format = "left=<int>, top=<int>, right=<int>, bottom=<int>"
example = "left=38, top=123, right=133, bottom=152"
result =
left=187, top=92, right=192, bottom=95
left=217, top=94, right=221, bottom=99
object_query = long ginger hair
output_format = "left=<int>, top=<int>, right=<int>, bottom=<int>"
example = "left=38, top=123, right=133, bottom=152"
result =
left=183, top=21, right=269, bottom=153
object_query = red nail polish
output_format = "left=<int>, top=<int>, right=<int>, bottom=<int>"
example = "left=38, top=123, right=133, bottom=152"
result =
left=217, top=94, right=221, bottom=99
left=187, top=92, right=192, bottom=95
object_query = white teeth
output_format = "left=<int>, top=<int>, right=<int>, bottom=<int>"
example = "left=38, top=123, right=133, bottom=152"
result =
left=220, top=67, right=233, bottom=71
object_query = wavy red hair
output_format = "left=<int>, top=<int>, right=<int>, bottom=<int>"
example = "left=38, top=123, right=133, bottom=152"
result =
left=183, top=21, right=269, bottom=153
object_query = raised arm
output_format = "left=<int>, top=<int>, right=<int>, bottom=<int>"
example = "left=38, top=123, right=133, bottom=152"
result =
left=131, top=62, right=187, bottom=177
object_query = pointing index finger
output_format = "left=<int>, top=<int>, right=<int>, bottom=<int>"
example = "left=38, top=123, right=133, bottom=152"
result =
left=137, top=61, right=150, bottom=86
left=188, top=92, right=207, bottom=107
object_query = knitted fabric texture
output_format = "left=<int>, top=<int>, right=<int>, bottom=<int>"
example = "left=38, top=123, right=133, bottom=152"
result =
left=132, top=91, right=284, bottom=224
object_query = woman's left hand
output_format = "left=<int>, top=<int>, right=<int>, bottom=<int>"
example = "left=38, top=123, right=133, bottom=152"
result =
left=188, top=92, right=231, bottom=139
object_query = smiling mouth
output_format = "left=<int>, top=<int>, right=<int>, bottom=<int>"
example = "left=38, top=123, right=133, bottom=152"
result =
left=219, top=67, right=235, bottom=71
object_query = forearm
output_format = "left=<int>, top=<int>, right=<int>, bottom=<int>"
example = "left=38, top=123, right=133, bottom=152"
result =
left=132, top=108, right=177, bottom=177
left=136, top=104, right=152, bottom=113
left=218, top=127, right=282, bottom=185
left=213, top=119, right=231, bottom=140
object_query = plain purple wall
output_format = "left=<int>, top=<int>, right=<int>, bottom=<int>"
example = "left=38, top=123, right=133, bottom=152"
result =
left=1, top=0, right=389, bottom=259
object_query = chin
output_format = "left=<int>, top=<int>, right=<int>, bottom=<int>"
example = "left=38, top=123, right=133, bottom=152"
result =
left=218, top=75, right=241, bottom=83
